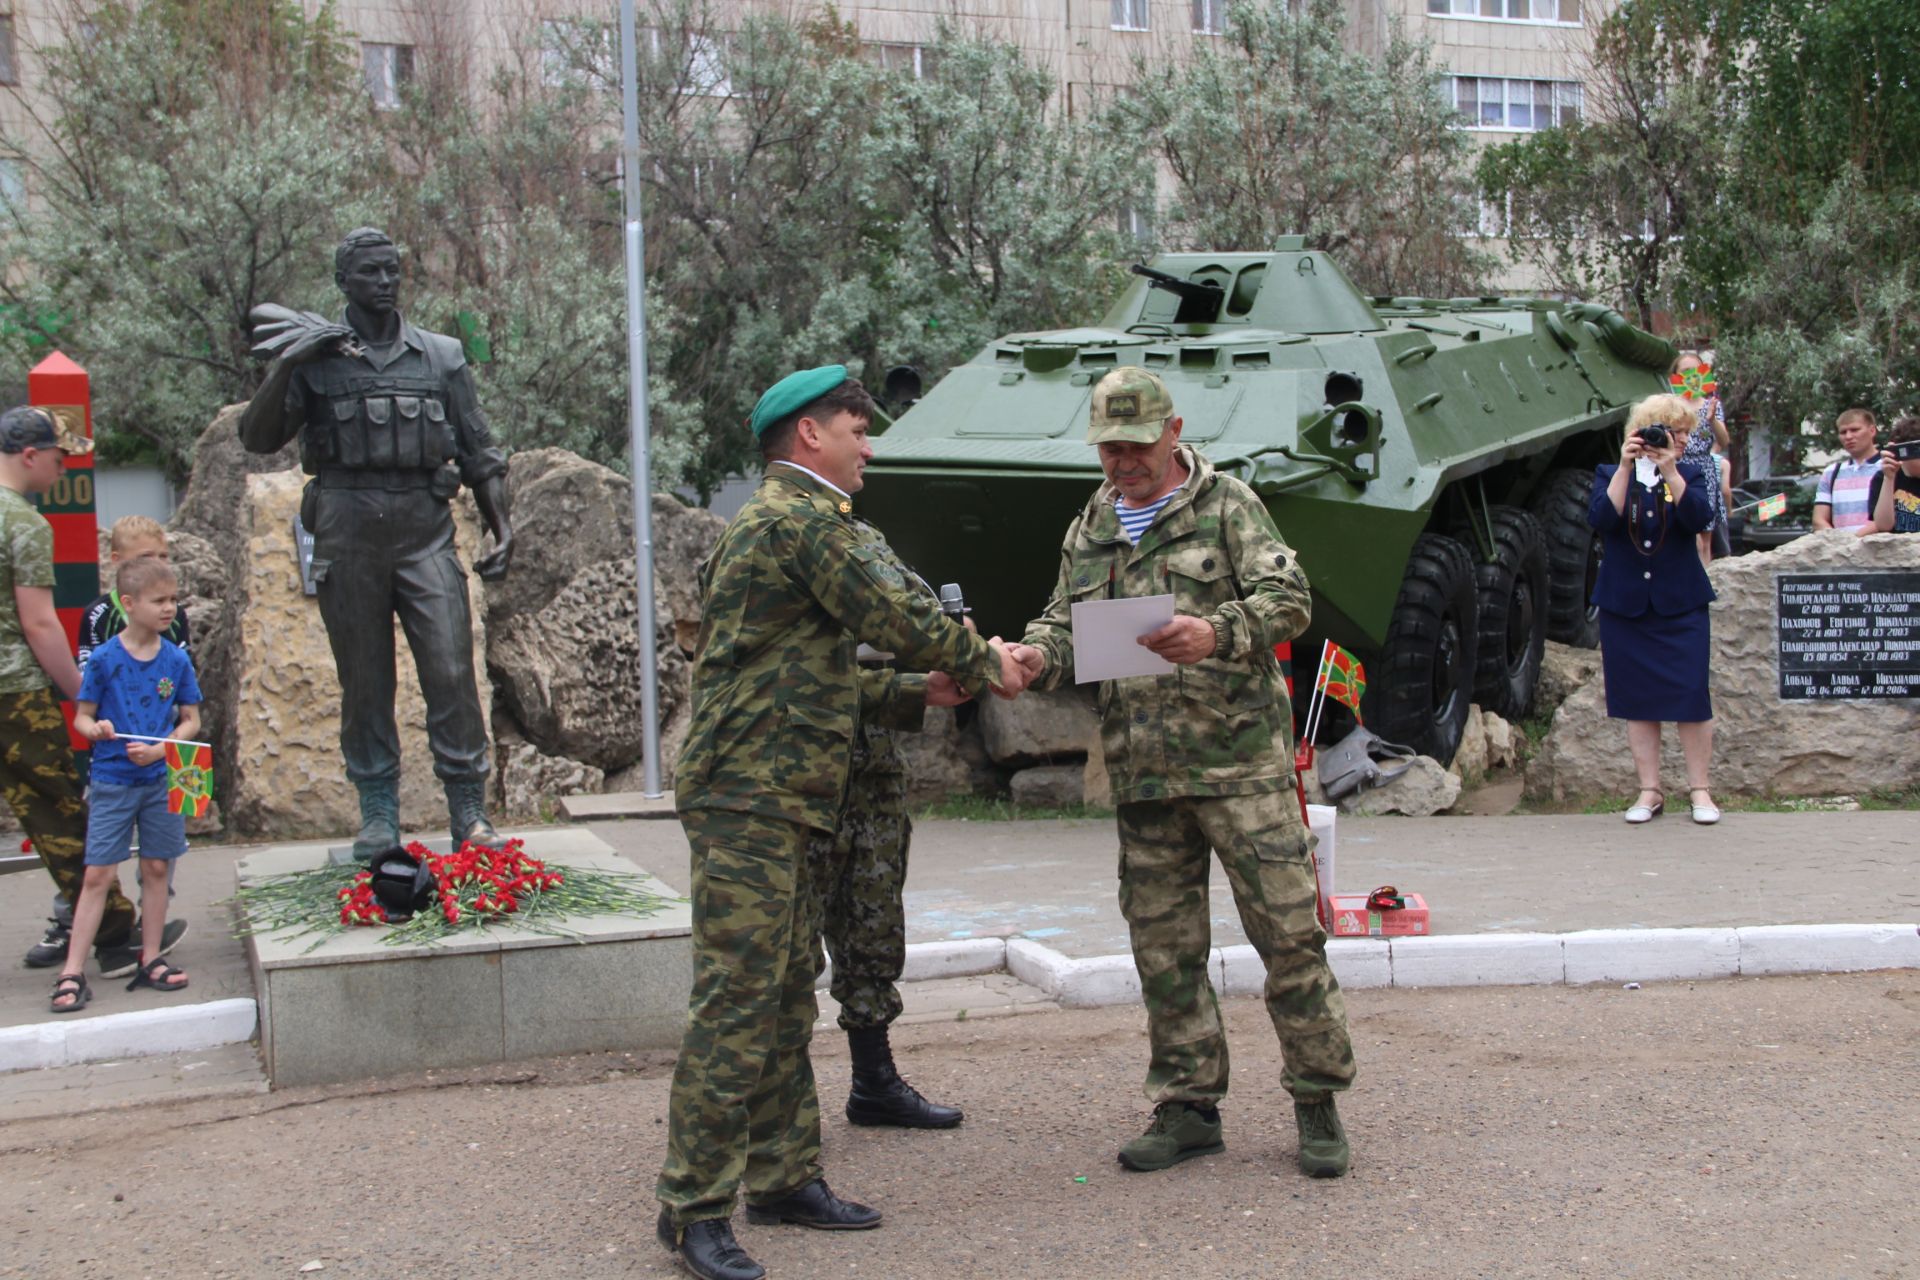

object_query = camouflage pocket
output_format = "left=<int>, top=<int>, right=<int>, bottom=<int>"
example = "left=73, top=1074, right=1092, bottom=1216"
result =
left=1179, top=658, right=1274, bottom=718
left=773, top=700, right=853, bottom=798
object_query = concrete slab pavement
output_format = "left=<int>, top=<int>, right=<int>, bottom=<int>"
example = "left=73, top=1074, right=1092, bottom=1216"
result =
left=4, top=808, right=1915, bottom=1080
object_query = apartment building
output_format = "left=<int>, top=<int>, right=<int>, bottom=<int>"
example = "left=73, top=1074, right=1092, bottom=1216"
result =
left=1, top=0, right=1599, bottom=278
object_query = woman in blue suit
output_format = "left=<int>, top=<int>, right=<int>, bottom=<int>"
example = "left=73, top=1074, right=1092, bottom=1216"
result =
left=1589, top=394, right=1720, bottom=825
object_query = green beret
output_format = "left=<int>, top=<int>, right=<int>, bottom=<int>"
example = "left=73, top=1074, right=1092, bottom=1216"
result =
left=749, top=364, right=848, bottom=438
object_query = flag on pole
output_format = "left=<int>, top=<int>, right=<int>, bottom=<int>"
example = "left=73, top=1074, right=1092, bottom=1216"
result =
left=1755, top=493, right=1788, bottom=522
left=165, top=741, right=213, bottom=817
left=1669, top=363, right=1717, bottom=401
left=1316, top=643, right=1367, bottom=718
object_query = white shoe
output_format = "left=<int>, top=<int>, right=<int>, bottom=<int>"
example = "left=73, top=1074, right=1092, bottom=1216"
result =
left=1624, top=794, right=1665, bottom=824
left=1689, top=789, right=1721, bottom=825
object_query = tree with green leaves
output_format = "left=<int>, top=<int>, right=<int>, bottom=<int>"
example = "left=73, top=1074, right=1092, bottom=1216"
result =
left=0, top=0, right=382, bottom=471
left=1474, top=2, right=1719, bottom=331
left=1126, top=0, right=1490, bottom=297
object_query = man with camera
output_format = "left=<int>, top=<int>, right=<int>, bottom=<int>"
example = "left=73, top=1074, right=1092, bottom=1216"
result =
left=1868, top=417, right=1920, bottom=534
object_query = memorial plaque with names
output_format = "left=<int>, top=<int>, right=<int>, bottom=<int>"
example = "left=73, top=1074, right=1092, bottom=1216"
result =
left=1777, top=572, right=1920, bottom=699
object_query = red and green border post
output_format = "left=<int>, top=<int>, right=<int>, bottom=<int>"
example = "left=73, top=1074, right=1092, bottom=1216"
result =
left=28, top=351, right=98, bottom=757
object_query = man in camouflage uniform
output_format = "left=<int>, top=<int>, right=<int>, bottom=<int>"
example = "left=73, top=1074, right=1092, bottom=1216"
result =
left=808, top=520, right=963, bottom=1130
left=1008, top=366, right=1356, bottom=1179
left=0, top=407, right=144, bottom=971
left=655, top=365, right=1023, bottom=1280
left=237, top=228, right=512, bottom=855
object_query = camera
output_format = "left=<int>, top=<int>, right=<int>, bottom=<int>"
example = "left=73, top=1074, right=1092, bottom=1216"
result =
left=1634, top=425, right=1670, bottom=450
left=1891, top=439, right=1920, bottom=462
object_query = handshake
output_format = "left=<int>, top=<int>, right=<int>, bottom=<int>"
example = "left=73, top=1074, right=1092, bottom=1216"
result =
left=923, top=639, right=1048, bottom=708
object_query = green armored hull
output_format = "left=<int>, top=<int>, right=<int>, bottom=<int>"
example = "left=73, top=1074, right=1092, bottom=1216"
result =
left=857, top=240, right=1673, bottom=761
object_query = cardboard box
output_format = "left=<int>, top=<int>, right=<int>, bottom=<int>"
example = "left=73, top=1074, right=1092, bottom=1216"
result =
left=1330, top=892, right=1430, bottom=938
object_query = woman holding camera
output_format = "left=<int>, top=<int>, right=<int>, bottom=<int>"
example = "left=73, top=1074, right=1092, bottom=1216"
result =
left=1589, top=394, right=1720, bottom=825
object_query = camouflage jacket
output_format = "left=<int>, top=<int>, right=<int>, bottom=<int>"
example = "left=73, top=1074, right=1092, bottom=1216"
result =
left=1022, top=446, right=1309, bottom=804
left=676, top=467, right=998, bottom=828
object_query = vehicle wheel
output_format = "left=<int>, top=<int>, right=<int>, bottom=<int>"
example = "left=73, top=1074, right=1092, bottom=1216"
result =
left=1456, top=507, right=1548, bottom=719
left=1373, top=533, right=1479, bottom=765
left=1529, top=467, right=1603, bottom=648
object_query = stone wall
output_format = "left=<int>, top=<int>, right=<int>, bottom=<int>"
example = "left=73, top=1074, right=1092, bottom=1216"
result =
left=1528, top=530, right=1920, bottom=799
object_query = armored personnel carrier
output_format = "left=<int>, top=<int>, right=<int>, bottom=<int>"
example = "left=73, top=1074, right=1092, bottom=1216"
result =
left=856, top=238, right=1673, bottom=762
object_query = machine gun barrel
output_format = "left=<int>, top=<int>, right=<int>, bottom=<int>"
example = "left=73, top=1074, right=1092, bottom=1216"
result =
left=1130, top=263, right=1226, bottom=324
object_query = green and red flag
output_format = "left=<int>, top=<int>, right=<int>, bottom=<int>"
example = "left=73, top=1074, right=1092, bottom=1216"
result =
left=165, top=741, right=213, bottom=817
left=1669, top=363, right=1717, bottom=401
left=1316, top=643, right=1367, bottom=718
left=1756, top=493, right=1788, bottom=522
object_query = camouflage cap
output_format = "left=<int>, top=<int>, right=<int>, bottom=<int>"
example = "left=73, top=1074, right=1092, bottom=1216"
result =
left=1087, top=367, right=1175, bottom=445
left=0, top=405, right=91, bottom=455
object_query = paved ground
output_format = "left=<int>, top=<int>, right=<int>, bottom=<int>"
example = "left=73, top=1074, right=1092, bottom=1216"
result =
left=586, top=810, right=1920, bottom=957
left=4, top=810, right=1915, bottom=1028
left=0, top=972, right=1913, bottom=1279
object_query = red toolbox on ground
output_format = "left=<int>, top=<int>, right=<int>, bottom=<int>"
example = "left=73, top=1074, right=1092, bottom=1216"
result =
left=1330, top=891, right=1430, bottom=938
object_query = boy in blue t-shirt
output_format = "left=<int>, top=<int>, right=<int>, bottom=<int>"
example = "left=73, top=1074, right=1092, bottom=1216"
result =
left=50, top=557, right=202, bottom=1012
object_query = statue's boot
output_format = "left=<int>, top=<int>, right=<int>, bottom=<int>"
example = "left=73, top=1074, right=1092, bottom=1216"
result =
left=446, top=777, right=500, bottom=849
left=351, top=781, right=402, bottom=862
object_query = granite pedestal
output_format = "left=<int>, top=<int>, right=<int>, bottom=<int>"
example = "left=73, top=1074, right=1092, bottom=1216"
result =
left=238, top=828, right=691, bottom=1087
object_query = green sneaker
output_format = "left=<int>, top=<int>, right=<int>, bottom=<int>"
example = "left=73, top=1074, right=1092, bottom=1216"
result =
left=1117, top=1102, right=1224, bottom=1172
left=1294, top=1096, right=1350, bottom=1178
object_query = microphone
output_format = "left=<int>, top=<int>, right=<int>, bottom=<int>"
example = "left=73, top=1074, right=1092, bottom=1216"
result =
left=938, top=583, right=968, bottom=620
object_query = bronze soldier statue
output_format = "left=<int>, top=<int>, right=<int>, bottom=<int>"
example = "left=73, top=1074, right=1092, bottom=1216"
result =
left=238, top=227, right=513, bottom=857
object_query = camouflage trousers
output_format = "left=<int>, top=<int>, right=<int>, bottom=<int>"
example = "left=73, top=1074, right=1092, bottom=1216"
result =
left=0, top=689, right=135, bottom=942
left=1116, top=788, right=1354, bottom=1106
left=807, top=729, right=910, bottom=1032
left=657, top=808, right=826, bottom=1228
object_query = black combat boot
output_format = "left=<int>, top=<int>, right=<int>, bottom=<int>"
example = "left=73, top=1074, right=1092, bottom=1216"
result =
left=845, top=1024, right=964, bottom=1128
left=351, top=780, right=401, bottom=862
left=445, top=777, right=500, bottom=849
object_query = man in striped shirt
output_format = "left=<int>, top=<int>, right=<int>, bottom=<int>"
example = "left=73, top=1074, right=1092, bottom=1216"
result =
left=1814, top=408, right=1882, bottom=532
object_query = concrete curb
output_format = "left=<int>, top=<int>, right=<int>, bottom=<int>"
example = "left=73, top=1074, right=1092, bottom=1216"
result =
left=0, top=998, right=257, bottom=1074
left=990, top=923, right=1920, bottom=1005
left=7, top=924, right=1917, bottom=1077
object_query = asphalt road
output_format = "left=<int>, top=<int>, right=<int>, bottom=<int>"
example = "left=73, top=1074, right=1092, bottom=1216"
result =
left=1, top=971, right=1914, bottom=1280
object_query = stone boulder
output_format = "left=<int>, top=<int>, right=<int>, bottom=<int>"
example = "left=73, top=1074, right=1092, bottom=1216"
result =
left=1010, top=763, right=1086, bottom=808
left=1536, top=640, right=1603, bottom=715
left=169, top=402, right=299, bottom=559
left=1450, top=706, right=1490, bottom=783
left=895, top=704, right=1001, bottom=806
left=1528, top=529, right=1920, bottom=799
left=1083, top=739, right=1112, bottom=808
left=1339, top=756, right=1460, bottom=817
left=979, top=686, right=1098, bottom=767
left=491, top=449, right=723, bottom=654
left=498, top=739, right=605, bottom=820
left=490, top=560, right=692, bottom=774
left=218, top=471, right=495, bottom=838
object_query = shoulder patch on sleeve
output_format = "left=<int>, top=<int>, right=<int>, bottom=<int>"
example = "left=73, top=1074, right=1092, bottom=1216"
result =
left=847, top=543, right=905, bottom=590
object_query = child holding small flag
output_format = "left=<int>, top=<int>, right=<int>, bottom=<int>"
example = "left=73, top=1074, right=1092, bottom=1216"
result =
left=50, top=557, right=202, bottom=1012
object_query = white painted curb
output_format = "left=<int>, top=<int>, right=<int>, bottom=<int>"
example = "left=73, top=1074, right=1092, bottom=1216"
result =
left=969, top=922, right=1920, bottom=1008
left=0, top=998, right=256, bottom=1075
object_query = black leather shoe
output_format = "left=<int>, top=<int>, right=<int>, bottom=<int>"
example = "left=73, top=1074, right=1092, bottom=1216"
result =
left=744, top=1178, right=882, bottom=1230
left=656, top=1209, right=765, bottom=1280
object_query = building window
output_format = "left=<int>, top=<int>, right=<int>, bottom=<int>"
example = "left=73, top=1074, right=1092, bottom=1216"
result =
left=683, top=34, right=729, bottom=96
left=0, top=15, right=18, bottom=86
left=1428, top=0, right=1581, bottom=22
left=1192, top=0, right=1224, bottom=35
left=362, top=42, right=414, bottom=109
left=540, top=19, right=617, bottom=89
left=1112, top=0, right=1150, bottom=33
left=0, top=157, right=24, bottom=216
left=1452, top=76, right=1582, bottom=130
left=1118, top=204, right=1152, bottom=244
left=864, top=42, right=937, bottom=79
